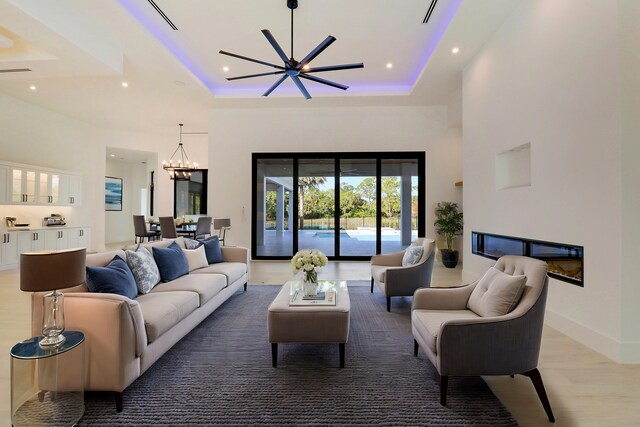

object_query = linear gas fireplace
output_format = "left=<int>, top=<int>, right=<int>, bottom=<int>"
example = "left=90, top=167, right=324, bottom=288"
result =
left=472, top=231, right=584, bottom=286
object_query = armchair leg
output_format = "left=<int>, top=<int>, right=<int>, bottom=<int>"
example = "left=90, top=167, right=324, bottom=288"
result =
left=244, top=283, right=247, bottom=292
left=439, top=375, right=448, bottom=406
left=370, top=278, right=374, bottom=293
left=414, top=339, right=419, bottom=356
left=521, top=368, right=555, bottom=423
left=115, top=391, right=123, bottom=412
left=386, top=297, right=391, bottom=312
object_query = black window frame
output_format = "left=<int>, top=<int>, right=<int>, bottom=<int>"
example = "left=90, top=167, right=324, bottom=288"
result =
left=252, top=152, right=425, bottom=261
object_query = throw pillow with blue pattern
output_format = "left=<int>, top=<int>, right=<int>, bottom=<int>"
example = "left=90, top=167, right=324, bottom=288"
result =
left=184, top=238, right=201, bottom=250
left=125, top=247, right=161, bottom=294
left=402, top=245, right=424, bottom=266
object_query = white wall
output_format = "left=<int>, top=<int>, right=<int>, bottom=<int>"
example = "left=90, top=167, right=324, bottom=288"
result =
left=208, top=106, right=463, bottom=251
left=463, top=0, right=638, bottom=362
left=0, top=92, right=208, bottom=251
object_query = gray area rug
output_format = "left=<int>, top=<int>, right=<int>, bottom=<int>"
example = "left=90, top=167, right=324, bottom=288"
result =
left=79, top=283, right=518, bottom=426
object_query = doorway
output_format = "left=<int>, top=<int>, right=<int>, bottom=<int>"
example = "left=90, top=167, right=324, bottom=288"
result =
left=252, top=152, right=425, bottom=260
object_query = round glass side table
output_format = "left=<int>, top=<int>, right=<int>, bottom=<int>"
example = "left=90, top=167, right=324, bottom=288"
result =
left=10, top=331, right=85, bottom=427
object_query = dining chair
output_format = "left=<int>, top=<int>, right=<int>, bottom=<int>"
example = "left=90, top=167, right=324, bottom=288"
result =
left=195, top=216, right=212, bottom=239
left=159, top=216, right=177, bottom=239
left=213, top=218, right=231, bottom=246
left=133, top=215, right=160, bottom=243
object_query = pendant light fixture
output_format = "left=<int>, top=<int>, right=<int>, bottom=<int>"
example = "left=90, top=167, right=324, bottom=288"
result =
left=162, top=123, right=198, bottom=179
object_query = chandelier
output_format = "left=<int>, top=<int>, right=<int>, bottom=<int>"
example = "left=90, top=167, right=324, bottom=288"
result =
left=162, top=124, right=198, bottom=179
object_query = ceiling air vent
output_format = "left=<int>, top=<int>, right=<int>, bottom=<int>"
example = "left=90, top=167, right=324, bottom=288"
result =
left=0, top=68, right=32, bottom=73
left=423, top=0, right=438, bottom=24
left=147, top=0, right=178, bottom=30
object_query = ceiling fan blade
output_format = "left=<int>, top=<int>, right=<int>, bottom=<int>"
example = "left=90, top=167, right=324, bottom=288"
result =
left=263, top=74, right=289, bottom=97
left=227, top=71, right=286, bottom=81
left=299, top=74, right=348, bottom=91
left=290, top=75, right=311, bottom=100
left=298, top=36, right=336, bottom=68
left=303, top=63, right=364, bottom=73
left=219, top=50, right=285, bottom=70
left=261, top=30, right=292, bottom=67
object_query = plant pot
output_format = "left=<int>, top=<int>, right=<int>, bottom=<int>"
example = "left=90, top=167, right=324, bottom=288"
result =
left=441, top=249, right=459, bottom=268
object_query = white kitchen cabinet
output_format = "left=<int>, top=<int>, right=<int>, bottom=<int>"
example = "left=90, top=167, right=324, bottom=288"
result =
left=67, top=227, right=91, bottom=250
left=0, top=165, right=8, bottom=204
left=17, top=230, right=46, bottom=254
left=9, top=167, right=38, bottom=204
left=66, top=174, right=82, bottom=206
left=1, top=232, right=18, bottom=266
left=44, top=229, right=69, bottom=251
left=38, top=172, right=62, bottom=205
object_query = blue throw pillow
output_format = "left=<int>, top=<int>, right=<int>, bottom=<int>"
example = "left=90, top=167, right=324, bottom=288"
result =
left=86, top=255, right=138, bottom=299
left=198, top=236, right=224, bottom=264
left=152, top=241, right=189, bottom=282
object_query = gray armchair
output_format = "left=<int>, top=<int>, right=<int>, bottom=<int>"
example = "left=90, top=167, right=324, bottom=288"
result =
left=370, top=238, right=435, bottom=312
left=411, top=255, right=555, bottom=422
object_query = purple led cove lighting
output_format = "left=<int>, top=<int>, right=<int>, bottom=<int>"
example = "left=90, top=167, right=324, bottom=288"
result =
left=118, top=0, right=216, bottom=92
left=120, top=0, right=461, bottom=97
left=410, top=0, right=462, bottom=88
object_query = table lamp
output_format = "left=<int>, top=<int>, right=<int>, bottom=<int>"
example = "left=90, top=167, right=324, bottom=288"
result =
left=20, top=248, right=86, bottom=348
left=213, top=218, right=231, bottom=245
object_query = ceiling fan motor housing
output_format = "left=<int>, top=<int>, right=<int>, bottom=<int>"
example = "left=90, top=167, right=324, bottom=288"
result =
left=287, top=0, right=298, bottom=10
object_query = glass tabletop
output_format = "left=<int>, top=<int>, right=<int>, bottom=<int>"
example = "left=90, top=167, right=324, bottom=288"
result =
left=10, top=331, right=84, bottom=360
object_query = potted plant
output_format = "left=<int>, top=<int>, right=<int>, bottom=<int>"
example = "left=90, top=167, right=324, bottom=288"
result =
left=434, top=202, right=464, bottom=268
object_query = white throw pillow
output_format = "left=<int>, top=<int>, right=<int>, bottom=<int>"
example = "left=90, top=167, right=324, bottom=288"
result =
left=181, top=245, right=208, bottom=272
left=467, top=267, right=526, bottom=317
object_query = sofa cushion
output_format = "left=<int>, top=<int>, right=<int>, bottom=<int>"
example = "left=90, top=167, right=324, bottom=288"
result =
left=199, top=236, right=224, bottom=264
left=181, top=245, right=209, bottom=272
left=153, top=241, right=189, bottom=282
left=402, top=245, right=424, bottom=266
left=412, top=309, right=479, bottom=354
left=125, top=247, right=161, bottom=294
left=151, top=274, right=226, bottom=306
left=467, top=267, right=526, bottom=317
left=85, top=255, right=138, bottom=299
left=371, top=264, right=406, bottom=284
left=136, top=291, right=199, bottom=342
left=191, top=262, right=245, bottom=285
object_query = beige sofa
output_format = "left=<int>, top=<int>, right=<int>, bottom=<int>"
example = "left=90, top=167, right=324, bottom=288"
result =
left=31, top=237, right=249, bottom=412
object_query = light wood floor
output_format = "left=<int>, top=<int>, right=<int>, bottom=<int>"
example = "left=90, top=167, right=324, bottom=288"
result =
left=2, top=260, right=639, bottom=425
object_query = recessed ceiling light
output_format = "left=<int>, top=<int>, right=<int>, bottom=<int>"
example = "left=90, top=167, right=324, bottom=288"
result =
left=29, top=85, right=36, bottom=91
left=223, top=66, right=229, bottom=73
left=121, top=82, right=129, bottom=87
left=302, top=65, right=310, bottom=70
left=110, top=154, right=115, bottom=157
left=386, top=63, right=393, bottom=69
left=451, top=47, right=460, bottom=54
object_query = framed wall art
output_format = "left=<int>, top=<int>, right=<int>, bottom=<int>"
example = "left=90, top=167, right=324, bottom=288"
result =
left=105, top=176, right=123, bottom=211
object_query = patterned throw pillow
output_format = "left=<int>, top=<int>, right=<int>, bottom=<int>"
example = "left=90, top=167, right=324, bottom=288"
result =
left=125, top=247, right=161, bottom=294
left=402, top=245, right=424, bottom=266
left=181, top=245, right=209, bottom=272
left=183, top=238, right=201, bottom=250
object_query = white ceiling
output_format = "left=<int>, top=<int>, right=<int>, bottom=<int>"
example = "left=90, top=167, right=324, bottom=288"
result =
left=0, top=0, right=520, bottom=136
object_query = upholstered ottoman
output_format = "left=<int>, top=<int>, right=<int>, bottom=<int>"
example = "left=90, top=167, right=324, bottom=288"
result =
left=268, top=280, right=350, bottom=368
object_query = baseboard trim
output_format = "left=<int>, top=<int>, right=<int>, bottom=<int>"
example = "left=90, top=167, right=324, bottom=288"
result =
left=545, top=309, right=640, bottom=364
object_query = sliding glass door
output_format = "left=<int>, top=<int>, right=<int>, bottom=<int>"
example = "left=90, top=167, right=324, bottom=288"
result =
left=252, top=152, right=424, bottom=260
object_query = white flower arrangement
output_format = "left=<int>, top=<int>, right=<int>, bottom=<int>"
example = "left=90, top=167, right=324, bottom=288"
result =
left=291, top=249, right=328, bottom=283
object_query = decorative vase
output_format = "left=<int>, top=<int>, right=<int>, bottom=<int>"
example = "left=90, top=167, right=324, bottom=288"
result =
left=303, top=268, right=319, bottom=296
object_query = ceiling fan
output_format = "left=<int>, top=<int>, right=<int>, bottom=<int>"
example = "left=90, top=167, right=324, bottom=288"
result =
left=219, top=0, right=364, bottom=100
